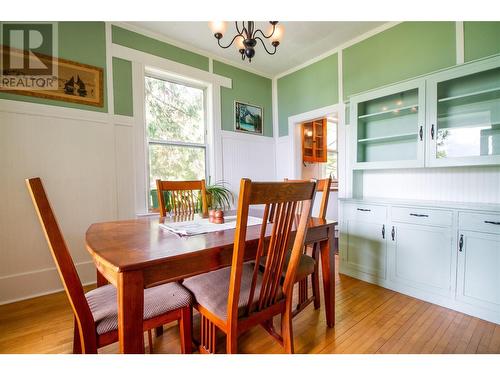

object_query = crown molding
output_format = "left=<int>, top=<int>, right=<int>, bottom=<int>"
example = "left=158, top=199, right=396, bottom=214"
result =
left=112, top=22, right=274, bottom=79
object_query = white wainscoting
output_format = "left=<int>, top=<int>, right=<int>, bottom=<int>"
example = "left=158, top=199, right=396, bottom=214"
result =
left=275, top=135, right=291, bottom=180
left=0, top=100, right=137, bottom=304
left=221, top=131, right=277, bottom=201
left=362, top=166, right=500, bottom=204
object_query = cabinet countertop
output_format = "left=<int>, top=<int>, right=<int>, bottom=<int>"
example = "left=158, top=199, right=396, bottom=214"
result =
left=339, top=197, right=500, bottom=213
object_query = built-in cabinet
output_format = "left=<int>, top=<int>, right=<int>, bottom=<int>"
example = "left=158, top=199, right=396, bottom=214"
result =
left=351, top=80, right=425, bottom=170
left=302, top=118, right=327, bottom=163
left=343, top=203, right=387, bottom=280
left=339, top=199, right=500, bottom=324
left=350, top=55, right=500, bottom=170
left=457, top=212, right=500, bottom=313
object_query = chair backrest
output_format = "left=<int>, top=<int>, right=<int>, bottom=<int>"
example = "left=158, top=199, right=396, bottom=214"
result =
left=284, top=176, right=332, bottom=219
left=25, top=178, right=95, bottom=349
left=156, top=179, right=208, bottom=218
left=227, top=178, right=316, bottom=326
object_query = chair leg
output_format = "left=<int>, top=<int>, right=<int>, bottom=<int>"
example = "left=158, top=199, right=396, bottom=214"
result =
left=297, top=278, right=308, bottom=308
left=179, top=306, right=192, bottom=354
left=281, top=309, right=294, bottom=354
left=311, top=243, right=321, bottom=309
left=226, top=332, right=238, bottom=354
left=199, top=313, right=217, bottom=354
left=155, top=326, right=164, bottom=337
left=147, top=330, right=154, bottom=354
left=72, top=318, right=82, bottom=354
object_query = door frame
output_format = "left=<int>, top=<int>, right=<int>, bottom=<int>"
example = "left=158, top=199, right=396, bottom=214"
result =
left=286, top=103, right=346, bottom=194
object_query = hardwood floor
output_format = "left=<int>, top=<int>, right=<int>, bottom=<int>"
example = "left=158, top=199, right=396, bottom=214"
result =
left=1, top=256, right=499, bottom=354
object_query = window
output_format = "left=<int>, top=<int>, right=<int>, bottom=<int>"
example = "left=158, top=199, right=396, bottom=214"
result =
left=324, top=119, right=338, bottom=181
left=145, top=75, right=207, bottom=208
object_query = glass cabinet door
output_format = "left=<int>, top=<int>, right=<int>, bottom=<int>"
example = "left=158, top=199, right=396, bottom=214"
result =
left=352, top=80, right=426, bottom=169
left=427, top=60, right=500, bottom=166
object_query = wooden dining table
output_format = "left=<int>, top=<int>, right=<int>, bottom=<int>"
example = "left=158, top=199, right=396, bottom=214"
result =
left=85, top=211, right=337, bottom=353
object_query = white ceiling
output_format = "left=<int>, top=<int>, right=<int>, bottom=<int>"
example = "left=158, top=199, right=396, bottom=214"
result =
left=127, top=21, right=387, bottom=77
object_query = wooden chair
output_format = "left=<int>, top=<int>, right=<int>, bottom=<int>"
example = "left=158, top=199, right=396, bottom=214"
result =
left=183, top=178, right=316, bottom=354
left=283, top=177, right=332, bottom=316
left=26, top=177, right=193, bottom=354
left=156, top=179, right=208, bottom=218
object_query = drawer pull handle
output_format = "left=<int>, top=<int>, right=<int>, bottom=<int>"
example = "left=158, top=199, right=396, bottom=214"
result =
left=459, top=234, right=464, bottom=252
left=484, top=220, right=500, bottom=225
left=391, top=226, right=395, bottom=241
left=357, top=208, right=371, bottom=212
left=419, top=126, right=423, bottom=141
left=382, top=225, right=385, bottom=239
left=410, top=213, right=429, bottom=218
left=431, top=124, right=435, bottom=140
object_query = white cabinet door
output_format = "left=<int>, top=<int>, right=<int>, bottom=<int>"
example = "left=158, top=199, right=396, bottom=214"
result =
left=345, top=219, right=387, bottom=280
left=457, top=231, right=500, bottom=312
left=426, top=56, right=500, bottom=167
left=389, top=223, right=454, bottom=296
left=350, top=78, right=426, bottom=170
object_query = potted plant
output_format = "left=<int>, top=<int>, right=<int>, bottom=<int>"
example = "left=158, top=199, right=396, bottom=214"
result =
left=204, top=180, right=234, bottom=223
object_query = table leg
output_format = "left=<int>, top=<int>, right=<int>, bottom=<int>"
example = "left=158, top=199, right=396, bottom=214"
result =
left=320, top=228, right=335, bottom=327
left=118, top=270, right=144, bottom=353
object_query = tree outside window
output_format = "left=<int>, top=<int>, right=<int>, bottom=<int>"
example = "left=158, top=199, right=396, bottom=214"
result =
left=145, top=76, right=207, bottom=208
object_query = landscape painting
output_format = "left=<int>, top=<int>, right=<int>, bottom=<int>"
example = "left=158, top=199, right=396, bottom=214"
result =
left=235, top=101, right=263, bottom=134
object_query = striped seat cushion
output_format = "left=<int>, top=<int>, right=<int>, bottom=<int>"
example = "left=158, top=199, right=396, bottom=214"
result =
left=183, top=263, right=273, bottom=321
left=85, top=282, right=193, bottom=335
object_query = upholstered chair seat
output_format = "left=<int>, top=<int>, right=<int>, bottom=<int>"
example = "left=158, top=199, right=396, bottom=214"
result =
left=86, top=282, right=193, bottom=335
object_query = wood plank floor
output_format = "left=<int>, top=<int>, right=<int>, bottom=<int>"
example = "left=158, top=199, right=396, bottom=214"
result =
left=1, top=256, right=499, bottom=354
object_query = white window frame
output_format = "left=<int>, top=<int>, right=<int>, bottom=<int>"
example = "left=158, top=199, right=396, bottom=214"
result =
left=144, top=70, right=210, bottom=208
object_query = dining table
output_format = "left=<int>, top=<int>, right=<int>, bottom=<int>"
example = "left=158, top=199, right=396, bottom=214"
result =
left=85, top=210, right=337, bottom=353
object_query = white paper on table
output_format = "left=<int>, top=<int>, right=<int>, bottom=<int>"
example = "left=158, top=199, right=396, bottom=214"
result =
left=159, top=215, right=262, bottom=236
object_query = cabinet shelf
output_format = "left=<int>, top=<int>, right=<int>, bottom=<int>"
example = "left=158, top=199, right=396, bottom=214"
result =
left=358, top=133, right=418, bottom=145
left=438, top=86, right=500, bottom=103
left=358, top=105, right=419, bottom=121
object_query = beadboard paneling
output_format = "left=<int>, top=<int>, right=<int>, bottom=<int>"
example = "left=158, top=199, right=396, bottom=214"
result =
left=275, top=136, right=291, bottom=180
left=221, top=131, right=276, bottom=200
left=362, top=166, right=500, bottom=203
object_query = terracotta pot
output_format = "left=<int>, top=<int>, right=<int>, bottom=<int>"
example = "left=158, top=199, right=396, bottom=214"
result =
left=214, top=210, right=224, bottom=219
left=213, top=217, right=225, bottom=224
left=209, top=209, right=216, bottom=218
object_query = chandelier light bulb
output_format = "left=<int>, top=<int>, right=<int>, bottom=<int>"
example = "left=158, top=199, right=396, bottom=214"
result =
left=235, top=35, right=245, bottom=50
left=271, top=24, right=284, bottom=45
left=209, top=21, right=227, bottom=38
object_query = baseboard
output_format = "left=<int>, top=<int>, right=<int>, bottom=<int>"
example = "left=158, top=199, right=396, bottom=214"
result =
left=0, top=261, right=96, bottom=305
left=339, top=264, right=500, bottom=325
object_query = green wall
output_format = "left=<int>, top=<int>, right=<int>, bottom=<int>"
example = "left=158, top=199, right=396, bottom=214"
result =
left=0, top=22, right=108, bottom=112
left=277, top=53, right=339, bottom=136
left=343, top=22, right=456, bottom=99
left=111, top=25, right=209, bottom=72
left=112, top=57, right=133, bottom=116
left=213, top=60, right=273, bottom=137
left=464, top=22, right=500, bottom=62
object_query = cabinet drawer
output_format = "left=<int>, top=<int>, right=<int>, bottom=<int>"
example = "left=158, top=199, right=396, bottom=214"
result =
left=391, top=206, right=453, bottom=227
left=344, top=203, right=386, bottom=223
left=459, top=212, right=500, bottom=234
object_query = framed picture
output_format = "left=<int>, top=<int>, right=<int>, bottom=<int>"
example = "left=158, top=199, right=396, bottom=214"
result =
left=234, top=101, right=263, bottom=135
left=1, top=48, right=104, bottom=107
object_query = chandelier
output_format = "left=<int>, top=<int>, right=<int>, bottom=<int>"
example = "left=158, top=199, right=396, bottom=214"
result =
left=209, top=21, right=284, bottom=62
